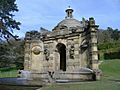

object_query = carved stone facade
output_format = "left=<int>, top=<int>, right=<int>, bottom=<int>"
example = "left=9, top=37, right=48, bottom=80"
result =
left=24, top=7, right=101, bottom=81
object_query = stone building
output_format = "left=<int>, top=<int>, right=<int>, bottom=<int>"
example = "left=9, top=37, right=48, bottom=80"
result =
left=24, top=7, right=101, bottom=81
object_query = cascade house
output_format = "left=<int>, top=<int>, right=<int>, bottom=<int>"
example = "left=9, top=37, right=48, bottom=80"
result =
left=24, top=7, right=101, bottom=82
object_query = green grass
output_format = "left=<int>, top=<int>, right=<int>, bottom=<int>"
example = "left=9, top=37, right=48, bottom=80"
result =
left=41, top=59, right=120, bottom=90
left=100, top=59, right=120, bottom=79
left=0, top=60, right=120, bottom=90
left=0, top=85, right=39, bottom=90
left=41, top=81, right=120, bottom=90
left=0, top=68, right=17, bottom=78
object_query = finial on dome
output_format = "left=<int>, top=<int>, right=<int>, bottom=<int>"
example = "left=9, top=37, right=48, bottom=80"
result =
left=65, top=6, right=74, bottom=19
left=68, top=6, right=71, bottom=9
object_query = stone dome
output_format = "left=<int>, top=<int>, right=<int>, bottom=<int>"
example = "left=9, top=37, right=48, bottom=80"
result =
left=55, top=6, right=83, bottom=29
left=58, top=18, right=82, bottom=28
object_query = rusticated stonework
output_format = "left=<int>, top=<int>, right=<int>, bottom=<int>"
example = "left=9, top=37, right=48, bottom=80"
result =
left=24, top=7, right=101, bottom=82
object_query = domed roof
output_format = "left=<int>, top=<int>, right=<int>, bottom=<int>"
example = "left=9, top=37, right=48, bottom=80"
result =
left=58, top=18, right=82, bottom=28
left=56, top=6, right=82, bottom=28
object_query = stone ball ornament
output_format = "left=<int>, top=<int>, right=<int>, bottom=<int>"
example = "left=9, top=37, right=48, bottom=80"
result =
left=32, top=46, right=41, bottom=55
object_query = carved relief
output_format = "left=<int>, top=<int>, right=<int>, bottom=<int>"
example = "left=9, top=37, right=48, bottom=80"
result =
left=69, top=27, right=77, bottom=33
left=32, top=46, right=41, bottom=55
left=69, top=44, right=75, bottom=59
left=44, top=47, right=50, bottom=61
left=24, top=8, right=100, bottom=80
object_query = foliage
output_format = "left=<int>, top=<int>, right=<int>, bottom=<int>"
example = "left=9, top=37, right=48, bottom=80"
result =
left=104, top=52, right=120, bottom=59
left=0, top=39, right=24, bottom=69
left=98, top=27, right=120, bottom=44
left=0, top=0, right=21, bottom=41
left=98, top=41, right=120, bottom=50
left=98, top=41, right=120, bottom=60
left=0, top=67, right=16, bottom=72
left=98, top=28, right=120, bottom=60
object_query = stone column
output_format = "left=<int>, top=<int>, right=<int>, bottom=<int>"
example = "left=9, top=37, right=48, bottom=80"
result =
left=88, top=17, right=101, bottom=80
left=24, top=40, right=31, bottom=70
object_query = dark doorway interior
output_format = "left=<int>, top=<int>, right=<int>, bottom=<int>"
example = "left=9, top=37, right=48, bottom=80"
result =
left=56, top=43, right=66, bottom=71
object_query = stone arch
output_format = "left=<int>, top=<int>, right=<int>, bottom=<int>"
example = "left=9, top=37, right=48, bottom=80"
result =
left=56, top=43, right=66, bottom=71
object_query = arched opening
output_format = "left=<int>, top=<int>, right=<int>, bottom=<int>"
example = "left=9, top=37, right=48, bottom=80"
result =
left=56, top=43, right=66, bottom=71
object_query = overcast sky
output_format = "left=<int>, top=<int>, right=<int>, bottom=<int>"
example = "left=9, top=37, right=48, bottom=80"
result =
left=14, top=0, right=120, bottom=37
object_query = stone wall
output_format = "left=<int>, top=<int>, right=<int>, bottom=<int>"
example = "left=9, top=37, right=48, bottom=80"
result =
left=24, top=17, right=101, bottom=80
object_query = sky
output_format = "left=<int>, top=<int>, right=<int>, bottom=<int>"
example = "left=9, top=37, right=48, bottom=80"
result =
left=14, top=0, right=120, bottom=37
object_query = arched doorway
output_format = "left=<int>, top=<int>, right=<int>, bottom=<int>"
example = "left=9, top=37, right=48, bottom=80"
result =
left=56, top=43, right=66, bottom=71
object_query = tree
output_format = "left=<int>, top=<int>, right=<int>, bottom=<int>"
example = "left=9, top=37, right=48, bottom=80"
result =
left=0, top=42, right=10, bottom=67
left=0, top=39, right=24, bottom=68
left=111, top=29, right=120, bottom=41
left=0, top=0, right=21, bottom=41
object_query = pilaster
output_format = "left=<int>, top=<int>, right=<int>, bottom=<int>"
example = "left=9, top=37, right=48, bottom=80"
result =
left=88, top=17, right=101, bottom=80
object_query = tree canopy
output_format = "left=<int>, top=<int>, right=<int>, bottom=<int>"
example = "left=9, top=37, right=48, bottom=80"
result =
left=0, top=0, right=21, bottom=41
left=0, top=39, right=24, bottom=69
left=98, top=27, right=120, bottom=44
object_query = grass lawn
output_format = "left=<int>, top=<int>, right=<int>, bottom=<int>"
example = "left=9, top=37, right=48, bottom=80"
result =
left=0, top=60, right=120, bottom=90
left=41, top=81, right=120, bottom=90
left=0, top=68, right=18, bottom=78
left=100, top=59, right=120, bottom=79
left=41, top=59, right=120, bottom=90
left=0, top=85, right=39, bottom=90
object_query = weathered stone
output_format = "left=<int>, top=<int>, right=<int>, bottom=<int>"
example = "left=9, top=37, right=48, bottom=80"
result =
left=24, top=7, right=101, bottom=81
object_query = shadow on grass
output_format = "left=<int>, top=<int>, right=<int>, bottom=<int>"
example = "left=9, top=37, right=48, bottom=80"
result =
left=0, top=85, right=40, bottom=90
